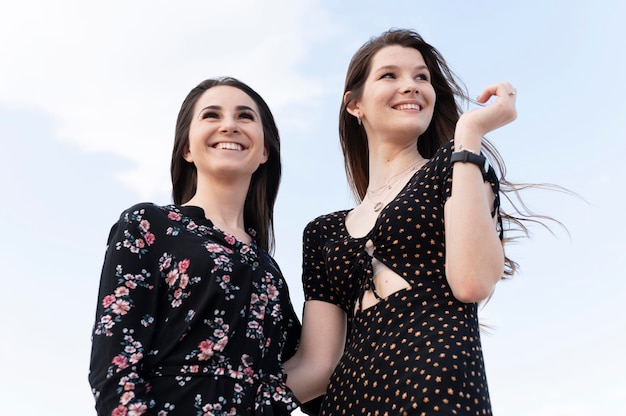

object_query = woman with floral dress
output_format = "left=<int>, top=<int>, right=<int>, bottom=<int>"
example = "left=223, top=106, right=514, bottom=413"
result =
left=89, top=77, right=302, bottom=415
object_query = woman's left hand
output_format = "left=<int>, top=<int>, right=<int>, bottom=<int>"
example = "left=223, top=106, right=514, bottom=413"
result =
left=456, top=82, right=518, bottom=139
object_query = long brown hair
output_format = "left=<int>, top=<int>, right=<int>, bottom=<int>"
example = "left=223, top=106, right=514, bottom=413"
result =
left=170, top=77, right=281, bottom=253
left=340, top=29, right=563, bottom=277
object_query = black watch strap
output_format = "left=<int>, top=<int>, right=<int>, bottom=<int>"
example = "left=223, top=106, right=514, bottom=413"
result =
left=450, top=149, right=489, bottom=176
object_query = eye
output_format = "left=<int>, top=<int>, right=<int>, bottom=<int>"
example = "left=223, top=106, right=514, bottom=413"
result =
left=201, top=111, right=219, bottom=119
left=415, top=73, right=429, bottom=81
left=380, top=72, right=396, bottom=79
left=239, top=111, right=256, bottom=121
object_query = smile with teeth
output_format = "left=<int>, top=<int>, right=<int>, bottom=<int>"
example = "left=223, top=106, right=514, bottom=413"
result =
left=214, top=142, right=244, bottom=151
left=394, top=103, right=422, bottom=111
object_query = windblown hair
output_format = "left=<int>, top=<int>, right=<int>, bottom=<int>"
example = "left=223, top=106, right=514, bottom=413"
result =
left=340, top=28, right=562, bottom=277
left=170, top=77, right=281, bottom=253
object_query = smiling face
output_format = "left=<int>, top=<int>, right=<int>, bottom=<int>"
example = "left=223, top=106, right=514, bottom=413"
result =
left=184, top=85, right=268, bottom=179
left=349, top=45, right=436, bottom=144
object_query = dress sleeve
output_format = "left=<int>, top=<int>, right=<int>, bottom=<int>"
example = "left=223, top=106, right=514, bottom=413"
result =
left=301, top=218, right=330, bottom=303
left=439, top=140, right=502, bottom=238
left=89, top=205, right=161, bottom=415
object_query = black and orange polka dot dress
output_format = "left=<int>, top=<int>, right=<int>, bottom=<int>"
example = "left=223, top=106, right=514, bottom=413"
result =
left=302, top=140, right=500, bottom=415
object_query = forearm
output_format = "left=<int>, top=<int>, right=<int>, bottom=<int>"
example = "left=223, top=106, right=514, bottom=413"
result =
left=445, top=130, right=504, bottom=302
left=284, top=352, right=335, bottom=403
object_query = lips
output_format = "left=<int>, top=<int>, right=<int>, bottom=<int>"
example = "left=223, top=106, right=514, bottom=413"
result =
left=213, top=142, right=245, bottom=150
left=393, top=103, right=422, bottom=111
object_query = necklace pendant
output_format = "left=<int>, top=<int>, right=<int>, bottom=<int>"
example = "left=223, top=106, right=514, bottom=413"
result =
left=373, top=202, right=383, bottom=212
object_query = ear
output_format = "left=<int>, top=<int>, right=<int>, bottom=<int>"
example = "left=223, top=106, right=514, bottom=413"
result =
left=344, top=91, right=361, bottom=119
left=182, top=145, right=193, bottom=163
left=260, top=146, right=269, bottom=164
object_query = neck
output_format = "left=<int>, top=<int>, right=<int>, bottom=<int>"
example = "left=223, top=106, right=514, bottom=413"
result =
left=184, top=176, right=250, bottom=238
left=367, top=144, right=425, bottom=190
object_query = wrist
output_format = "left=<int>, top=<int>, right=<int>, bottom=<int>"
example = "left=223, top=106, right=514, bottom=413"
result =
left=450, top=148, right=489, bottom=177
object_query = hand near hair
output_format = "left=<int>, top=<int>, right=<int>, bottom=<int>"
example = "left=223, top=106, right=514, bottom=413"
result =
left=455, top=82, right=518, bottom=146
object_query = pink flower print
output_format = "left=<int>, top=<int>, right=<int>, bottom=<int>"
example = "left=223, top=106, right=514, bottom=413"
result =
left=159, top=254, right=172, bottom=271
left=179, top=273, right=189, bottom=289
left=178, top=258, right=190, bottom=274
left=135, top=239, right=145, bottom=249
left=165, top=270, right=179, bottom=287
left=112, top=354, right=129, bottom=370
left=240, top=245, right=250, bottom=254
left=102, top=294, right=116, bottom=308
left=205, top=243, right=223, bottom=253
left=111, top=405, right=128, bottom=416
left=225, top=235, right=236, bottom=245
left=128, top=402, right=147, bottom=416
left=187, top=221, right=198, bottom=230
left=125, top=280, right=137, bottom=289
left=168, top=211, right=182, bottom=221
left=266, top=284, right=279, bottom=300
left=129, top=352, right=143, bottom=364
left=215, top=336, right=228, bottom=352
left=139, top=219, right=150, bottom=233
left=112, top=299, right=131, bottom=315
left=198, top=339, right=215, bottom=360
left=115, top=286, right=130, bottom=297
left=144, top=232, right=155, bottom=246
left=120, top=391, right=135, bottom=405
left=222, top=275, right=231, bottom=284
left=252, top=306, right=265, bottom=319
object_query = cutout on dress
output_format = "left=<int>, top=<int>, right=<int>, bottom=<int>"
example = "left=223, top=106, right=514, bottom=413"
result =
left=356, top=240, right=412, bottom=313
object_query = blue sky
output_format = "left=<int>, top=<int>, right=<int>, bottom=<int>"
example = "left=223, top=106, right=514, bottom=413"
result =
left=1, top=1, right=624, bottom=415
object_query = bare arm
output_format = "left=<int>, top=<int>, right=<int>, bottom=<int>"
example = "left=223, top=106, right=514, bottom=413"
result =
left=444, top=82, right=517, bottom=303
left=284, top=300, right=346, bottom=403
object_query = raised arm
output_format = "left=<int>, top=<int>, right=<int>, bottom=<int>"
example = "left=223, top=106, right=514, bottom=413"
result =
left=444, top=82, right=517, bottom=303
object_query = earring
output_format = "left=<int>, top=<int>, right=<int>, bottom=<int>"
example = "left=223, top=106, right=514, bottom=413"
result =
left=356, top=115, right=362, bottom=126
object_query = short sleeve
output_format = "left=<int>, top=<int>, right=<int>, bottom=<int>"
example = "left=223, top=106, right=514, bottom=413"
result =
left=437, top=140, right=502, bottom=238
left=301, top=218, right=329, bottom=302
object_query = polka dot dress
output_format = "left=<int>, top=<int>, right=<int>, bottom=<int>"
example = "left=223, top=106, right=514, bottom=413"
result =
left=302, top=140, right=499, bottom=415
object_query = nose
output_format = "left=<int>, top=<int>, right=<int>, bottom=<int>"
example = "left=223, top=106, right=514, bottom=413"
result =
left=402, top=78, right=419, bottom=94
left=220, top=116, right=239, bottom=134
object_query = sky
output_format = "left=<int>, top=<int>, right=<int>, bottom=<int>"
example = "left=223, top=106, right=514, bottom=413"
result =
left=0, top=0, right=624, bottom=415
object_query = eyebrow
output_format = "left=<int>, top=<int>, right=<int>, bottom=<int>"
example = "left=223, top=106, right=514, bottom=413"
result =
left=375, top=64, right=429, bottom=72
left=198, top=105, right=258, bottom=116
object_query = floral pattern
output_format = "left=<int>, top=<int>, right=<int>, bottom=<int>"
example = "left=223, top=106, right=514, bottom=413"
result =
left=89, top=204, right=301, bottom=415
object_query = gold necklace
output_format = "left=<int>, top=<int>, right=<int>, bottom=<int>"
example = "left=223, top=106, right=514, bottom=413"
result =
left=367, top=161, right=419, bottom=197
left=366, top=162, right=421, bottom=212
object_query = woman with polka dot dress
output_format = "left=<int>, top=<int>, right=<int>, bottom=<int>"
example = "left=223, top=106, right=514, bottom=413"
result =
left=285, top=29, right=530, bottom=415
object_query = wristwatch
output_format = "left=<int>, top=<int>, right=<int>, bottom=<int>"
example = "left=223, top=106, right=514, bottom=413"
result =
left=450, top=149, right=489, bottom=176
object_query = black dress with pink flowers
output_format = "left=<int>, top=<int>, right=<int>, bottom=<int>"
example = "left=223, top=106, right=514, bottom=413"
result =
left=89, top=203, right=302, bottom=416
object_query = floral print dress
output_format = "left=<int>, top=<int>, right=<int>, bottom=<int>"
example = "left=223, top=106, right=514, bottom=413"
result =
left=89, top=203, right=301, bottom=416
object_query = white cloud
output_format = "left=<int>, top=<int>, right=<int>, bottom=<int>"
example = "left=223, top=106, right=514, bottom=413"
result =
left=0, top=0, right=337, bottom=199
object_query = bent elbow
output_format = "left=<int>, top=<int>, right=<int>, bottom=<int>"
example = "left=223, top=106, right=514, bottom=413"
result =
left=451, top=283, right=493, bottom=303
left=448, top=270, right=500, bottom=303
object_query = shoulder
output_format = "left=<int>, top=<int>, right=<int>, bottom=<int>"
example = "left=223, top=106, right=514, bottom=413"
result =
left=304, top=210, right=349, bottom=232
left=114, top=203, right=181, bottom=228
left=432, top=139, right=455, bottom=161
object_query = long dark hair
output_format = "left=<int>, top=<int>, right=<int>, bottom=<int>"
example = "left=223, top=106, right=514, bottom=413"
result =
left=340, top=29, right=563, bottom=277
left=170, top=77, right=281, bottom=253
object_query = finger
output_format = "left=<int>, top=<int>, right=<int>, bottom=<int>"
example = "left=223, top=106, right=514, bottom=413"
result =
left=476, top=82, right=516, bottom=103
